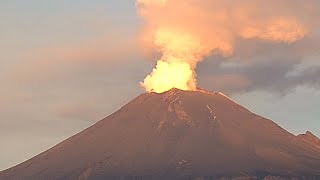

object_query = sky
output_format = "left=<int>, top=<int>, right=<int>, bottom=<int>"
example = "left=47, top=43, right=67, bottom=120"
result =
left=0, top=0, right=319, bottom=171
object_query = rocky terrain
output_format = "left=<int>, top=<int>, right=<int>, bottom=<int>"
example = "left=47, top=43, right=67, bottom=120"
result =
left=1, top=89, right=320, bottom=180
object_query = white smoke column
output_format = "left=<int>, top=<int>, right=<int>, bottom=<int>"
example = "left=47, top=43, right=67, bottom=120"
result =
left=137, top=0, right=313, bottom=93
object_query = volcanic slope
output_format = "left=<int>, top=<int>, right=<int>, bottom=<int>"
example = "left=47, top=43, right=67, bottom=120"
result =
left=1, top=88, right=320, bottom=180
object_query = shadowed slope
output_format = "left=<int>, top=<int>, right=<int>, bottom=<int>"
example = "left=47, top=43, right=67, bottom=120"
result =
left=1, top=89, right=320, bottom=180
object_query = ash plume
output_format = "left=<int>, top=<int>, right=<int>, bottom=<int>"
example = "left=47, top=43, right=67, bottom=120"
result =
left=137, top=0, right=320, bottom=93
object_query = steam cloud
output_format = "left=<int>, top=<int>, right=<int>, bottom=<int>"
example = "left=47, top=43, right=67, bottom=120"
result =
left=137, top=0, right=320, bottom=93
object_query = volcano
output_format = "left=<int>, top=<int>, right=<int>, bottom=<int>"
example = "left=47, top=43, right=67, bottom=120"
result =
left=1, top=89, right=320, bottom=180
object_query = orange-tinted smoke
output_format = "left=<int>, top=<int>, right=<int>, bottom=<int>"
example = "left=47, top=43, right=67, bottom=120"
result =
left=137, top=0, right=314, bottom=93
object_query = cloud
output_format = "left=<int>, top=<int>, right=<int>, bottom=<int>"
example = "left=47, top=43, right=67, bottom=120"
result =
left=4, top=32, right=140, bottom=85
left=0, top=29, right=146, bottom=130
left=137, top=0, right=320, bottom=94
left=201, top=74, right=250, bottom=93
left=138, top=0, right=319, bottom=57
left=198, top=52, right=320, bottom=94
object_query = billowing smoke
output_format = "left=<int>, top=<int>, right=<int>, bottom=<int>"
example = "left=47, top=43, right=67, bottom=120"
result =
left=136, top=0, right=319, bottom=93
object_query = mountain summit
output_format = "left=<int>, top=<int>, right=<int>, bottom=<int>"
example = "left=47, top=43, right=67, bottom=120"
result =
left=1, top=88, right=320, bottom=180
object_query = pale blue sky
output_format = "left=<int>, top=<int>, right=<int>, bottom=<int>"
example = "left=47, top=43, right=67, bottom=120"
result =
left=0, top=0, right=319, bottom=171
